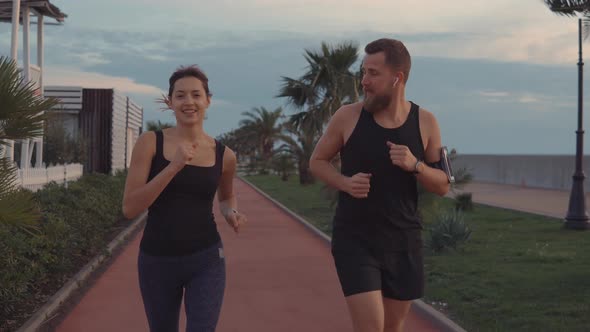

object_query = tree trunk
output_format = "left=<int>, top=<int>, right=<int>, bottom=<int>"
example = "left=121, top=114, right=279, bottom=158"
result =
left=298, top=159, right=315, bottom=185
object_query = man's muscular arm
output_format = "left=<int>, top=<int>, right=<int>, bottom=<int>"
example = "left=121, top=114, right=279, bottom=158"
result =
left=415, top=110, right=450, bottom=196
left=309, top=105, right=372, bottom=199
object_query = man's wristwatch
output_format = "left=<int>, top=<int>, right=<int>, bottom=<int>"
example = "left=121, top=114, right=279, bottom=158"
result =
left=413, top=160, right=423, bottom=174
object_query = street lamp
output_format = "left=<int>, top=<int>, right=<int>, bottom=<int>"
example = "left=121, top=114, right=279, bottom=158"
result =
left=565, top=15, right=590, bottom=229
left=545, top=1, right=590, bottom=229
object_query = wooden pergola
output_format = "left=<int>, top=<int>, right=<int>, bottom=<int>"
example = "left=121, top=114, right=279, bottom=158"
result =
left=0, top=0, right=67, bottom=168
left=1, top=0, right=66, bottom=82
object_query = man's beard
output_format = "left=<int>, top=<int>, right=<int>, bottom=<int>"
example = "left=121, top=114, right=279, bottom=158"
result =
left=363, top=91, right=392, bottom=113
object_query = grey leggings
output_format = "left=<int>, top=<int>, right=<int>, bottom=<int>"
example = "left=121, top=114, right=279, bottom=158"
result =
left=138, top=242, right=226, bottom=332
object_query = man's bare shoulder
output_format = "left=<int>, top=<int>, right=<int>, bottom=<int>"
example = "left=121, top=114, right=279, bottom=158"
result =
left=417, top=106, right=443, bottom=151
left=332, top=102, right=363, bottom=123
left=337, top=102, right=363, bottom=115
left=418, top=106, right=439, bottom=127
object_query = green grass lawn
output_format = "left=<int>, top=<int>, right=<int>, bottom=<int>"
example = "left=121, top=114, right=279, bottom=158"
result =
left=244, top=174, right=590, bottom=332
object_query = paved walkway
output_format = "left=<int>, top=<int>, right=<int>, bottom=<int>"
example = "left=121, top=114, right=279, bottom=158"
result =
left=452, top=181, right=589, bottom=219
left=54, top=179, right=441, bottom=332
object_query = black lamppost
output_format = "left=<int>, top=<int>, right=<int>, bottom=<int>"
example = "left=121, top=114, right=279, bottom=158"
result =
left=565, top=16, right=590, bottom=229
left=545, top=1, right=590, bottom=229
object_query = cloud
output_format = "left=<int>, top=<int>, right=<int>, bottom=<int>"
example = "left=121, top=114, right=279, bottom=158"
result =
left=5, top=0, right=584, bottom=66
left=36, top=28, right=269, bottom=66
left=479, top=91, right=510, bottom=98
left=518, top=94, right=541, bottom=104
left=477, top=90, right=572, bottom=110
left=44, top=66, right=164, bottom=95
left=70, top=52, right=111, bottom=66
left=143, top=54, right=171, bottom=62
left=210, top=98, right=242, bottom=108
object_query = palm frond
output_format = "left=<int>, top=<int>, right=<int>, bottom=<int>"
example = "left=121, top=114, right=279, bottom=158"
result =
left=545, top=1, right=590, bottom=39
left=0, top=56, right=58, bottom=145
left=145, top=120, right=174, bottom=131
left=545, top=0, right=590, bottom=16
left=236, top=106, right=285, bottom=164
left=0, top=157, right=40, bottom=233
left=288, top=110, right=324, bottom=136
left=277, top=41, right=362, bottom=136
left=276, top=77, right=317, bottom=108
left=0, top=158, right=18, bottom=196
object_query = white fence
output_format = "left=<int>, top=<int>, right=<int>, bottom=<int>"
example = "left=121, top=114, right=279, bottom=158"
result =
left=16, top=163, right=84, bottom=192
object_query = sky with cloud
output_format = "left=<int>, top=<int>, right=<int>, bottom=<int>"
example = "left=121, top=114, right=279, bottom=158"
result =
left=1, top=0, right=588, bottom=154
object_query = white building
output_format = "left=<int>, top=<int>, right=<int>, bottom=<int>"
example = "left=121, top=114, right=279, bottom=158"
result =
left=45, top=86, right=144, bottom=174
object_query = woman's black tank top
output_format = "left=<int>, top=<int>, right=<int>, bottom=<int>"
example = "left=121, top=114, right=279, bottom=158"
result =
left=139, top=130, right=224, bottom=256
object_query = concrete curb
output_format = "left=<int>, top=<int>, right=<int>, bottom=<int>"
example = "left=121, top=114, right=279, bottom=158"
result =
left=239, top=176, right=468, bottom=332
left=411, top=300, right=467, bottom=332
left=17, top=211, right=148, bottom=332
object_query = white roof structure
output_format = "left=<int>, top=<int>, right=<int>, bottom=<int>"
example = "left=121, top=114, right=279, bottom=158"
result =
left=1, top=0, right=68, bottom=169
left=0, top=0, right=67, bottom=23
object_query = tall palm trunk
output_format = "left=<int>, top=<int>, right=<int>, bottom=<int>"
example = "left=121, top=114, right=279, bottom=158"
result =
left=298, top=158, right=314, bottom=185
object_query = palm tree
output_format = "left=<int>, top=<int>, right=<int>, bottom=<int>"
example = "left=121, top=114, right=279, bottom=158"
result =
left=271, top=153, right=296, bottom=181
left=238, top=106, right=284, bottom=172
left=277, top=41, right=362, bottom=129
left=217, top=126, right=258, bottom=163
left=545, top=0, right=590, bottom=229
left=277, top=41, right=361, bottom=184
left=0, top=56, right=58, bottom=232
left=145, top=120, right=174, bottom=131
left=545, top=1, right=590, bottom=14
left=277, top=120, right=319, bottom=184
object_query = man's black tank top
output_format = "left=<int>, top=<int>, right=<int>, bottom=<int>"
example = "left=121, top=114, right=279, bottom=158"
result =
left=333, top=102, right=425, bottom=252
left=140, top=130, right=224, bottom=256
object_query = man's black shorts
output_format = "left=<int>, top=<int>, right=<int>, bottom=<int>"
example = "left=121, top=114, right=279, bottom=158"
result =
left=331, top=233, right=424, bottom=300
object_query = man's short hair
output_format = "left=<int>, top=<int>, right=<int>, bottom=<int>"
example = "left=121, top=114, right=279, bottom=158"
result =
left=365, top=38, right=411, bottom=83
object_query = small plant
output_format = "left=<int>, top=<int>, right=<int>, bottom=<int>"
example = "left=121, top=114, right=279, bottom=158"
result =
left=426, top=209, right=472, bottom=253
left=455, top=192, right=473, bottom=211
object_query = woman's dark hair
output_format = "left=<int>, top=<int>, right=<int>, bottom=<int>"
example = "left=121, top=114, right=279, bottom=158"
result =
left=168, top=65, right=212, bottom=97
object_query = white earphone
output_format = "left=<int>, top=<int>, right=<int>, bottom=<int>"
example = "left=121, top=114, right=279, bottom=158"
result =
left=393, top=77, right=399, bottom=88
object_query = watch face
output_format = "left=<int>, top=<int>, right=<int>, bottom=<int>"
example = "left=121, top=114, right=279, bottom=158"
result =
left=413, top=160, right=422, bottom=174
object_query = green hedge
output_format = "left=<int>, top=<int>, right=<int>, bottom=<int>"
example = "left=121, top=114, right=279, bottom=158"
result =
left=0, top=172, right=128, bottom=331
